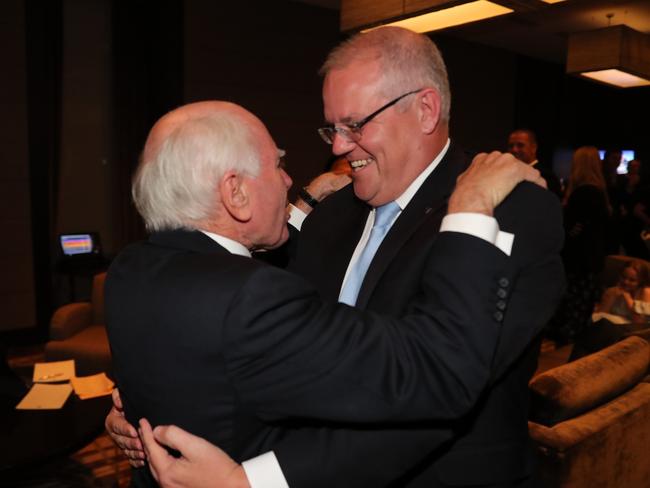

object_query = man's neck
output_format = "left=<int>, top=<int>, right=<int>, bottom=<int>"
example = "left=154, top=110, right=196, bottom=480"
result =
left=394, top=138, right=450, bottom=210
left=387, top=126, right=449, bottom=205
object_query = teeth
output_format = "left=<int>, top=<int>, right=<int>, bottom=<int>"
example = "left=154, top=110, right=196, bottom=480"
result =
left=349, top=158, right=372, bottom=170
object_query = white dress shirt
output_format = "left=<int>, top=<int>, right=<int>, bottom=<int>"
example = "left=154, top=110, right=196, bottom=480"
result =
left=200, top=230, right=252, bottom=257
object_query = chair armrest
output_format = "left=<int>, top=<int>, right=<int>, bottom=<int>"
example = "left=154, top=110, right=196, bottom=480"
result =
left=529, top=383, right=650, bottom=451
left=50, top=302, right=93, bottom=340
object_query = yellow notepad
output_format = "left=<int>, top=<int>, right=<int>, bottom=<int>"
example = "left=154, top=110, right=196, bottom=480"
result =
left=16, top=383, right=73, bottom=410
left=33, top=360, right=76, bottom=383
left=71, top=373, right=115, bottom=400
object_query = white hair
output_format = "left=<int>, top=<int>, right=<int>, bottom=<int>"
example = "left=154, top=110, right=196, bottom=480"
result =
left=132, top=112, right=260, bottom=231
left=320, top=26, right=451, bottom=122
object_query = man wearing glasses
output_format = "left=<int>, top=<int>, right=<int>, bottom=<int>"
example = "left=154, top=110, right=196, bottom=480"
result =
left=277, top=27, right=563, bottom=488
left=110, top=27, right=564, bottom=488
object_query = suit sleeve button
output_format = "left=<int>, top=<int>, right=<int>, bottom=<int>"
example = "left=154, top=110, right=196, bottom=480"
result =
left=493, top=311, right=504, bottom=322
left=498, top=277, right=509, bottom=288
left=496, top=300, right=507, bottom=310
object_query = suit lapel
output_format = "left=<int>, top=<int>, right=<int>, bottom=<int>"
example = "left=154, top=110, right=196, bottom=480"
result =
left=318, top=189, right=370, bottom=301
left=355, top=144, right=471, bottom=309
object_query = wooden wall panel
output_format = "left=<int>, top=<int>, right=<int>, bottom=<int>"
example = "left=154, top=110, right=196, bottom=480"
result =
left=405, top=0, right=460, bottom=15
left=341, top=0, right=402, bottom=31
left=0, top=0, right=36, bottom=331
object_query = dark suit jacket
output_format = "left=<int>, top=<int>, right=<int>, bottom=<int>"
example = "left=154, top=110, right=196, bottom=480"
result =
left=273, top=144, right=565, bottom=487
left=105, top=227, right=516, bottom=486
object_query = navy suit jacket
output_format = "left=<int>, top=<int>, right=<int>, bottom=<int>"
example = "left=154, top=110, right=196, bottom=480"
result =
left=272, top=144, right=565, bottom=487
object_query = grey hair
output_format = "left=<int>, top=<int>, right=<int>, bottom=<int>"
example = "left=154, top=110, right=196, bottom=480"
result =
left=132, top=112, right=261, bottom=232
left=320, top=26, right=451, bottom=122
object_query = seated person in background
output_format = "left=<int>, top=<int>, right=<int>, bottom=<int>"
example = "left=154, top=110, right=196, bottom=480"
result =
left=595, top=259, right=650, bottom=324
left=571, top=259, right=650, bottom=360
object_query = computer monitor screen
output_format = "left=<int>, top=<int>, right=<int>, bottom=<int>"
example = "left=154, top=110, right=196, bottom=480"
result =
left=598, top=149, right=635, bottom=174
left=60, top=234, right=95, bottom=256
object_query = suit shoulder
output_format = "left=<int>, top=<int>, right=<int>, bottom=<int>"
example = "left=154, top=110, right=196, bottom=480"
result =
left=507, top=181, right=562, bottom=214
left=497, top=181, right=564, bottom=253
left=313, top=184, right=356, bottom=214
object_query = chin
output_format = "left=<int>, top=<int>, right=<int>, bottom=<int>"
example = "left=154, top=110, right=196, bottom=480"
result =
left=266, top=227, right=289, bottom=250
left=352, top=182, right=375, bottom=203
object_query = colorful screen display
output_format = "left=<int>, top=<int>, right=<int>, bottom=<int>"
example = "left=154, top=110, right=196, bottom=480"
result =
left=60, top=234, right=94, bottom=256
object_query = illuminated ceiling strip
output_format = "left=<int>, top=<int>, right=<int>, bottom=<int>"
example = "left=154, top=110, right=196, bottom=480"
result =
left=363, top=1, right=513, bottom=34
left=580, top=69, right=650, bottom=88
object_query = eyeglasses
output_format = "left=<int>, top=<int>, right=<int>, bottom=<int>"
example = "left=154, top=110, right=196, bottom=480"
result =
left=318, top=89, right=423, bottom=145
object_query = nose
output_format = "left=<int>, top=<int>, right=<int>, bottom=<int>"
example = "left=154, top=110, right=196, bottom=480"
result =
left=331, top=132, right=356, bottom=156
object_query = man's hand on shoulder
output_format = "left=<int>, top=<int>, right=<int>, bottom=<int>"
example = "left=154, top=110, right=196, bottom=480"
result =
left=448, top=151, right=546, bottom=216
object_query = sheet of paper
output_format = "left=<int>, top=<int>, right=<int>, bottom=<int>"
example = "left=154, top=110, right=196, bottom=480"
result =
left=33, top=359, right=76, bottom=383
left=591, top=312, right=630, bottom=325
left=71, top=373, right=115, bottom=400
left=16, top=383, right=73, bottom=410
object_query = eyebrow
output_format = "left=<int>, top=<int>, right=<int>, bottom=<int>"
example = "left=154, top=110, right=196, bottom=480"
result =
left=339, top=116, right=358, bottom=125
left=277, top=149, right=287, bottom=167
left=323, top=114, right=362, bottom=126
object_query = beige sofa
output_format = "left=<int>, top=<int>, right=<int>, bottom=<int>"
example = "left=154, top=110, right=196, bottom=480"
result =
left=44, top=272, right=112, bottom=376
left=528, top=336, right=650, bottom=487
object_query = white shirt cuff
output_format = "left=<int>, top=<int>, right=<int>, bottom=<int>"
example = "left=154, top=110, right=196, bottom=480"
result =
left=242, top=451, right=290, bottom=488
left=440, top=213, right=514, bottom=256
left=288, top=204, right=307, bottom=231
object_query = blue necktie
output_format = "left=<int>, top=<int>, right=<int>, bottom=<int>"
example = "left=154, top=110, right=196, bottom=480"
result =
left=339, top=201, right=400, bottom=306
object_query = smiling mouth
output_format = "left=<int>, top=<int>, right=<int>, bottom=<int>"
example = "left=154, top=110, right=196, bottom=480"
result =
left=349, top=158, right=373, bottom=171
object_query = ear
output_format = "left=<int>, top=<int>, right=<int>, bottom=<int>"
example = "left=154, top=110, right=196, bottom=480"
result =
left=219, top=171, right=252, bottom=222
left=417, top=88, right=442, bottom=135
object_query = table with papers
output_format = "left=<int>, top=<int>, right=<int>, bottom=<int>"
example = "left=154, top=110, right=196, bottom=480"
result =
left=0, top=360, right=113, bottom=478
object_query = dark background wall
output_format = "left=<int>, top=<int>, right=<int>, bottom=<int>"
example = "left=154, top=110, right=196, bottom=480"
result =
left=2, top=0, right=649, bottom=338
left=183, top=0, right=341, bottom=206
left=0, top=0, right=35, bottom=334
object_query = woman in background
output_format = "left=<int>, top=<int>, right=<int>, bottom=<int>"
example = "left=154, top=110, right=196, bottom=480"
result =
left=597, top=259, right=650, bottom=323
left=548, top=146, right=612, bottom=343
left=571, top=259, right=650, bottom=360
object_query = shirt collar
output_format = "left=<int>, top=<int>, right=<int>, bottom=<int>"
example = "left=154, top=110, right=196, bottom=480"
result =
left=199, top=230, right=251, bottom=258
left=394, top=138, right=451, bottom=211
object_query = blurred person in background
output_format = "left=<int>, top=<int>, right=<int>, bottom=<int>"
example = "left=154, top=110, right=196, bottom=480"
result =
left=618, top=159, right=650, bottom=259
left=547, top=146, right=611, bottom=343
left=507, top=128, right=562, bottom=198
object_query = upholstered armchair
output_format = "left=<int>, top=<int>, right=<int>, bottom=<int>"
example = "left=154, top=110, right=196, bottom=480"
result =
left=528, top=336, right=650, bottom=487
left=44, top=272, right=112, bottom=376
